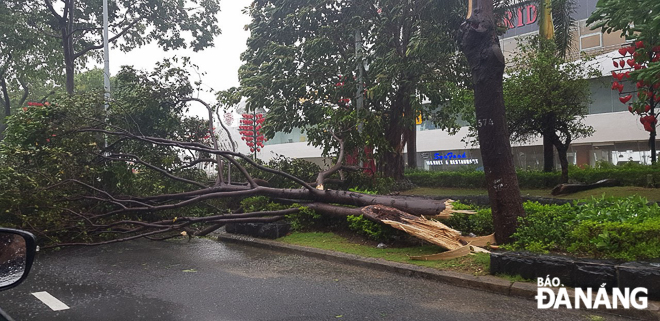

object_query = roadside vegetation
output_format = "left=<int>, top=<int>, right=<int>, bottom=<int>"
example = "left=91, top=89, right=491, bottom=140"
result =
left=401, top=186, right=660, bottom=202
left=405, top=163, right=660, bottom=190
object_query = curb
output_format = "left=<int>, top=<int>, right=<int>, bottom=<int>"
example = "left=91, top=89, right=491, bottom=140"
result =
left=217, top=233, right=660, bottom=321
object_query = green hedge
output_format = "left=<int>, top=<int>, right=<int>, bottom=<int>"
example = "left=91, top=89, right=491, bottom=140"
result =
left=509, top=196, right=660, bottom=260
left=569, top=166, right=660, bottom=187
left=406, top=164, right=660, bottom=189
left=405, top=170, right=487, bottom=188
left=446, top=196, right=660, bottom=261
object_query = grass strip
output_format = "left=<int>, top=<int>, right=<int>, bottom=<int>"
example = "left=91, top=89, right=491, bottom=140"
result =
left=278, top=232, right=490, bottom=275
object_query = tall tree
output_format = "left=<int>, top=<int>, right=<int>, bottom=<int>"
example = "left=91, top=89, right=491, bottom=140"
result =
left=11, top=0, right=221, bottom=94
left=504, top=38, right=595, bottom=183
left=239, top=0, right=468, bottom=179
left=460, top=0, right=525, bottom=244
left=0, top=1, right=62, bottom=136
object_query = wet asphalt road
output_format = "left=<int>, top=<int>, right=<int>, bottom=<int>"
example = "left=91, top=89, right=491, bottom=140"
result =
left=0, top=238, right=632, bottom=321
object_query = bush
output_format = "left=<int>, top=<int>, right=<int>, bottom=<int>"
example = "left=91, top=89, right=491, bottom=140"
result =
left=516, top=171, right=560, bottom=189
left=339, top=171, right=395, bottom=194
left=346, top=215, right=392, bottom=241
left=443, top=202, right=494, bottom=236
left=239, top=196, right=321, bottom=232
left=569, top=163, right=660, bottom=187
left=405, top=170, right=486, bottom=188
left=506, top=196, right=660, bottom=260
left=572, top=195, right=660, bottom=223
left=508, top=202, right=575, bottom=253
left=568, top=219, right=660, bottom=260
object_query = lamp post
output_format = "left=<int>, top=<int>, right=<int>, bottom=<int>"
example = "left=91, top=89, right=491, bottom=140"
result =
left=102, top=0, right=110, bottom=148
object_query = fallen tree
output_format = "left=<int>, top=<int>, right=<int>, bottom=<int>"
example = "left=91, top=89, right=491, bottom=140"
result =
left=45, top=126, right=478, bottom=249
left=0, top=97, right=484, bottom=252
left=0, top=66, right=491, bottom=256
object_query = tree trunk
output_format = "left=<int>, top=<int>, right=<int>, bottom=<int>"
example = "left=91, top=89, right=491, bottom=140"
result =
left=380, top=150, right=404, bottom=180
left=542, top=132, right=554, bottom=172
left=0, top=77, right=10, bottom=134
left=63, top=0, right=75, bottom=94
left=406, top=125, right=417, bottom=169
left=556, top=146, right=569, bottom=184
left=381, top=94, right=406, bottom=180
left=553, top=138, right=570, bottom=184
left=460, top=0, right=525, bottom=244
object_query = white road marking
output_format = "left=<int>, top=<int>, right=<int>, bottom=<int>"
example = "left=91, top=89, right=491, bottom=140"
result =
left=31, top=291, right=70, bottom=311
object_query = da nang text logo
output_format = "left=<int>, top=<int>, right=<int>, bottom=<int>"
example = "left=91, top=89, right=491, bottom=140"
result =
left=536, top=276, right=648, bottom=309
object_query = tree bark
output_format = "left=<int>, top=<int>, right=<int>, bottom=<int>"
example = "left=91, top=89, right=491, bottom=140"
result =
left=0, top=77, right=10, bottom=136
left=542, top=132, right=554, bottom=172
left=406, top=125, right=417, bottom=169
left=551, top=134, right=571, bottom=184
left=460, top=0, right=525, bottom=244
left=381, top=104, right=405, bottom=179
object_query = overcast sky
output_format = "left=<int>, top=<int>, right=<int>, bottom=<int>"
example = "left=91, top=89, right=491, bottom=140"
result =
left=107, top=0, right=253, bottom=117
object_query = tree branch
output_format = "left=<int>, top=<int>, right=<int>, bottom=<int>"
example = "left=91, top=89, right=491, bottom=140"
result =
left=73, top=20, right=140, bottom=60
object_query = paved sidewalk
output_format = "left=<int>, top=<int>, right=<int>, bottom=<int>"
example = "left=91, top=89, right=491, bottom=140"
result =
left=218, top=232, right=660, bottom=321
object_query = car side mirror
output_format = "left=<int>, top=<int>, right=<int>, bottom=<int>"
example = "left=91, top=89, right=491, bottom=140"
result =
left=0, top=228, right=37, bottom=291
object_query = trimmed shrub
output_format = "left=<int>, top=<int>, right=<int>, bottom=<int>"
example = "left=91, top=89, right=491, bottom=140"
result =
left=506, top=196, right=660, bottom=260
left=406, top=165, right=660, bottom=189
left=508, top=202, right=575, bottom=253
left=444, top=202, right=494, bottom=236
left=568, top=219, right=660, bottom=261
left=405, top=170, right=486, bottom=188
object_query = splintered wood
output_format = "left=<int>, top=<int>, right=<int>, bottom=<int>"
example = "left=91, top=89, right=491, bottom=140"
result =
left=360, top=204, right=492, bottom=261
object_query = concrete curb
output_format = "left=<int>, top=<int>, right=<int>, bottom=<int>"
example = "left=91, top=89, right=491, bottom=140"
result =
left=218, top=233, right=660, bottom=320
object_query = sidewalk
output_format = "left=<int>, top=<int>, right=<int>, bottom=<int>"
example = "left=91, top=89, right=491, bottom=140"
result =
left=218, top=232, right=660, bottom=320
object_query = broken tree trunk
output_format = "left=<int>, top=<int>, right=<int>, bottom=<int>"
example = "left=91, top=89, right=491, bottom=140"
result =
left=551, top=179, right=619, bottom=196
left=460, top=0, right=526, bottom=244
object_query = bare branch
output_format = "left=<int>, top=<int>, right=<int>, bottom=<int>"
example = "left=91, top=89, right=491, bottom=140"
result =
left=102, top=152, right=208, bottom=188
left=314, top=133, right=346, bottom=189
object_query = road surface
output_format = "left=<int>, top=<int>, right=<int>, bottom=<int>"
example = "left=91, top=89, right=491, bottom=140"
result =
left=0, top=238, right=630, bottom=320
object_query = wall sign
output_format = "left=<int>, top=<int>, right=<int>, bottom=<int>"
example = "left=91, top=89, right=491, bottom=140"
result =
left=434, top=152, right=466, bottom=160
left=426, top=151, right=479, bottom=166
left=502, top=4, right=537, bottom=30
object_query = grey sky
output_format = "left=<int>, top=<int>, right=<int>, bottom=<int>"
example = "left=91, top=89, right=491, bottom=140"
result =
left=108, top=0, right=253, bottom=113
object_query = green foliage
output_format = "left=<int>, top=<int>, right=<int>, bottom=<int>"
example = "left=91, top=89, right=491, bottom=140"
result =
left=0, top=0, right=63, bottom=118
left=504, top=37, right=598, bottom=181
left=512, top=170, right=561, bottom=189
left=507, top=196, right=660, bottom=260
left=239, top=0, right=470, bottom=178
left=568, top=219, right=660, bottom=261
left=406, top=165, right=660, bottom=189
left=341, top=172, right=395, bottom=195
left=239, top=196, right=322, bottom=232
left=444, top=202, right=494, bottom=236
left=346, top=215, right=395, bottom=241
left=0, top=65, right=219, bottom=245
left=572, top=195, right=660, bottom=223
left=265, top=155, right=321, bottom=189
left=504, top=38, right=596, bottom=144
left=507, top=202, right=575, bottom=253
left=286, top=207, right=321, bottom=232
left=405, top=170, right=487, bottom=188
left=569, top=163, right=660, bottom=187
